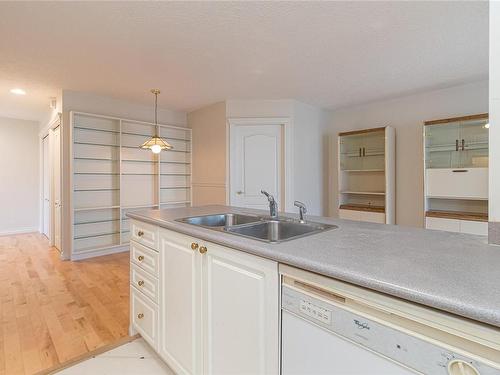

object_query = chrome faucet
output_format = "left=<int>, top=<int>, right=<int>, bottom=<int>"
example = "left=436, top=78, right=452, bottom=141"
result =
left=294, top=200, right=307, bottom=223
left=261, top=190, right=278, bottom=218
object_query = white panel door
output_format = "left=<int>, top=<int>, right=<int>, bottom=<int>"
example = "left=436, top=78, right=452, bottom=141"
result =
left=230, top=124, right=282, bottom=209
left=53, top=126, right=62, bottom=250
left=158, top=230, right=202, bottom=375
left=42, top=135, right=50, bottom=237
left=202, top=241, right=279, bottom=375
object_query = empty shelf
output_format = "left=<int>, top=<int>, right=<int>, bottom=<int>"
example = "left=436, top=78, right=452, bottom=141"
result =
left=74, top=219, right=121, bottom=225
left=339, top=204, right=385, bottom=213
left=341, top=169, right=385, bottom=172
left=340, top=191, right=385, bottom=195
left=74, top=206, right=120, bottom=212
left=74, top=126, right=120, bottom=134
left=425, top=210, right=488, bottom=222
left=74, top=188, right=119, bottom=192
left=74, top=141, right=120, bottom=147
left=74, top=231, right=120, bottom=240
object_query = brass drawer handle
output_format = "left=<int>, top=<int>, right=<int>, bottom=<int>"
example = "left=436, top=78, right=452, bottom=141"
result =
left=137, top=313, right=144, bottom=319
left=138, top=280, right=145, bottom=287
left=199, top=246, right=207, bottom=254
left=191, top=242, right=199, bottom=250
left=137, top=255, right=144, bottom=262
left=137, top=230, right=144, bottom=237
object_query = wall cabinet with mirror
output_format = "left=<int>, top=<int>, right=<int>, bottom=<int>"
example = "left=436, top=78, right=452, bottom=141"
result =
left=424, top=113, right=489, bottom=235
left=337, top=126, right=395, bottom=224
left=71, top=111, right=192, bottom=260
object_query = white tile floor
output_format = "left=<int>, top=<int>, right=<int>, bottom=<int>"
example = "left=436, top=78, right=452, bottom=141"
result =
left=57, top=339, right=174, bottom=374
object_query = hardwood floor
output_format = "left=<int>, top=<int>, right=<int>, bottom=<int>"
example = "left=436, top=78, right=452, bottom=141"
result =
left=0, top=233, right=130, bottom=375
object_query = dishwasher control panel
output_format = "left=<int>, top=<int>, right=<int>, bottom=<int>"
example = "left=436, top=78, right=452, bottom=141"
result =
left=282, top=286, right=500, bottom=375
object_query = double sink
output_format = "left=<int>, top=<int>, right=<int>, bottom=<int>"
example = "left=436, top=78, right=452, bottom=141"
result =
left=176, top=213, right=337, bottom=243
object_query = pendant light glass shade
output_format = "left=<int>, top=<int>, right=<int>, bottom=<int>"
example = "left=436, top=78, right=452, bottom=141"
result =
left=140, top=89, right=173, bottom=153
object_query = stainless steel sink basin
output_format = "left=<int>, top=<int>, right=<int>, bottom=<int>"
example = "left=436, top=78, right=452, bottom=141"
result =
left=177, top=213, right=261, bottom=228
left=225, top=219, right=337, bottom=243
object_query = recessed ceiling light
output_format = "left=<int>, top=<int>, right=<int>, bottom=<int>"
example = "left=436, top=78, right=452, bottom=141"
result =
left=10, top=88, right=26, bottom=95
left=484, top=123, right=490, bottom=129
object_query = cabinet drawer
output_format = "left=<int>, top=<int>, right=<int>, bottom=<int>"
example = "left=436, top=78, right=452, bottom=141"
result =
left=338, top=209, right=360, bottom=221
left=459, top=220, right=488, bottom=236
left=131, top=264, right=159, bottom=303
left=426, top=217, right=460, bottom=233
left=426, top=168, right=488, bottom=199
left=131, top=241, right=159, bottom=277
left=131, top=288, right=158, bottom=349
left=131, top=220, right=159, bottom=250
left=360, top=211, right=386, bottom=224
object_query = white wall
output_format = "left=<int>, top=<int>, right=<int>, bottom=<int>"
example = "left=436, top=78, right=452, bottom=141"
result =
left=328, top=80, right=489, bottom=227
left=489, top=0, right=500, bottom=243
left=226, top=99, right=329, bottom=215
left=188, top=102, right=227, bottom=206
left=0, top=116, right=40, bottom=235
left=60, top=90, right=187, bottom=258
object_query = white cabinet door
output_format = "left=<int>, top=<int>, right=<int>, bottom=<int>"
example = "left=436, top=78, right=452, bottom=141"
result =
left=426, top=168, right=488, bottom=199
left=158, top=230, right=202, bottom=375
left=338, top=209, right=360, bottom=221
left=360, top=211, right=386, bottom=224
left=425, top=217, right=460, bottom=233
left=459, top=220, right=488, bottom=236
left=202, top=242, right=279, bottom=375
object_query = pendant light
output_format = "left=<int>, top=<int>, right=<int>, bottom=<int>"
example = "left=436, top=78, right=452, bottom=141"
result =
left=140, top=89, right=173, bottom=153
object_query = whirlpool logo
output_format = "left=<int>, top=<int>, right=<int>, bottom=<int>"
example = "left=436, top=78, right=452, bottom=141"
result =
left=353, top=319, right=370, bottom=330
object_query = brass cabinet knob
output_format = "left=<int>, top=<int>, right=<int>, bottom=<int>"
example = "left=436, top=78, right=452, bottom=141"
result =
left=137, top=230, right=144, bottom=237
left=138, top=280, right=145, bottom=287
left=137, top=313, right=144, bottom=319
left=191, top=242, right=199, bottom=250
left=137, top=255, right=144, bottom=262
left=199, top=246, right=207, bottom=254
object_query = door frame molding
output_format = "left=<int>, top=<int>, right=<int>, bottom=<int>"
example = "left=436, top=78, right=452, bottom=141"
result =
left=226, top=117, right=294, bottom=212
left=38, top=113, right=62, bottom=249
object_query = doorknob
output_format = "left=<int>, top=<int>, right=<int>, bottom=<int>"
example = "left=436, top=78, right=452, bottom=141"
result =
left=236, top=191, right=244, bottom=195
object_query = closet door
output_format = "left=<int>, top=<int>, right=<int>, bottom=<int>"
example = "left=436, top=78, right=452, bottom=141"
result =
left=53, top=126, right=62, bottom=251
left=42, top=135, right=50, bottom=238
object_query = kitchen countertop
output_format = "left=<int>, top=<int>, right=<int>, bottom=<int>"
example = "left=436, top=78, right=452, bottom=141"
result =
left=127, top=205, right=500, bottom=329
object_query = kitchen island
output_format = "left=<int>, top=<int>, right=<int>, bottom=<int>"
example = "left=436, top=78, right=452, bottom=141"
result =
left=127, top=205, right=500, bottom=374
left=128, top=204, right=500, bottom=328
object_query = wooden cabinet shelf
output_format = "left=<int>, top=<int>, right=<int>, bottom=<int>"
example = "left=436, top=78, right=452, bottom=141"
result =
left=424, top=113, right=489, bottom=235
left=425, top=210, right=488, bottom=222
left=337, top=126, right=395, bottom=224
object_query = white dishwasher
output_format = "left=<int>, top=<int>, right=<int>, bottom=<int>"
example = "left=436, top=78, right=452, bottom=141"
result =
left=280, top=265, right=500, bottom=375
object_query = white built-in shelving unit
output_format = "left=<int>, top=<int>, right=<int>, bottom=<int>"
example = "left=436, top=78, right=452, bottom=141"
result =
left=71, top=111, right=191, bottom=259
left=338, top=126, right=395, bottom=224
left=424, top=113, right=489, bottom=235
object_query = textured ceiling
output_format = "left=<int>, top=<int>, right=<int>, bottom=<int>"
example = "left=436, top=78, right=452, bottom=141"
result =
left=0, top=1, right=488, bottom=121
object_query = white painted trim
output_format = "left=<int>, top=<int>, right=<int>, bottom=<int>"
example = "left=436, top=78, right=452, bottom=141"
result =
left=226, top=117, right=294, bottom=212
left=71, top=110, right=189, bottom=130
left=70, top=245, right=129, bottom=261
left=0, top=227, right=39, bottom=237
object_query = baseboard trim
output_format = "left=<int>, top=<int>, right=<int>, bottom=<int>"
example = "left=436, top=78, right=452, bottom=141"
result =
left=0, top=227, right=39, bottom=237
left=71, top=244, right=129, bottom=260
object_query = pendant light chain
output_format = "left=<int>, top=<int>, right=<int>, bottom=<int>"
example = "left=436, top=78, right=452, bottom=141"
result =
left=140, top=88, right=173, bottom=153
left=154, top=90, right=158, bottom=137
